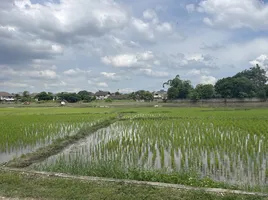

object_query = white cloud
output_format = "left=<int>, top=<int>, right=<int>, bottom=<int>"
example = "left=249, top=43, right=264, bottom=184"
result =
left=163, top=53, right=217, bottom=69
left=96, top=82, right=108, bottom=88
left=195, top=0, right=268, bottom=29
left=156, top=22, right=172, bottom=33
left=28, top=70, right=58, bottom=79
left=250, top=54, right=268, bottom=71
left=130, top=9, right=174, bottom=43
left=139, top=68, right=169, bottom=78
left=119, top=88, right=135, bottom=93
left=143, top=9, right=158, bottom=21
left=100, top=72, right=121, bottom=81
left=186, top=4, right=195, bottom=13
left=63, top=68, right=91, bottom=76
left=101, top=51, right=155, bottom=68
left=0, top=66, right=58, bottom=80
left=1, top=0, right=267, bottom=93
left=44, top=81, right=67, bottom=89
left=200, top=75, right=217, bottom=85
left=0, top=81, right=33, bottom=88
left=9, top=0, right=129, bottom=39
left=101, top=72, right=116, bottom=78
left=186, top=68, right=216, bottom=85
left=187, top=69, right=209, bottom=76
left=131, top=18, right=155, bottom=41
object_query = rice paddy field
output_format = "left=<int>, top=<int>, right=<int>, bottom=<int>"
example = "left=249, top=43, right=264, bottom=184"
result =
left=0, top=107, right=115, bottom=163
left=1, top=106, right=268, bottom=193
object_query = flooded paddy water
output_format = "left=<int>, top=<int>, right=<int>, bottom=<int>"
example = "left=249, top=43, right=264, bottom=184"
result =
left=33, top=119, right=268, bottom=190
left=0, top=108, right=113, bottom=165
left=0, top=122, right=101, bottom=164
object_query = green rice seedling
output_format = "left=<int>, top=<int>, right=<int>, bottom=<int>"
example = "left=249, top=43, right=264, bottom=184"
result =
left=0, top=107, right=115, bottom=163
left=30, top=108, right=268, bottom=193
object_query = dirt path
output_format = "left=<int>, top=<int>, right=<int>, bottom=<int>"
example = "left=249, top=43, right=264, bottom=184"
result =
left=1, top=167, right=267, bottom=197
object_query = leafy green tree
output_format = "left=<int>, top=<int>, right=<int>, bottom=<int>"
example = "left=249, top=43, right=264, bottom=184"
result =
left=265, top=85, right=268, bottom=96
left=15, top=93, right=20, bottom=100
left=167, top=87, right=179, bottom=100
left=23, top=91, right=30, bottom=98
left=78, top=90, right=90, bottom=100
left=57, top=92, right=81, bottom=103
left=163, top=75, right=193, bottom=99
left=35, top=92, right=53, bottom=101
left=195, top=84, right=214, bottom=99
left=21, top=91, right=31, bottom=102
left=215, top=77, right=233, bottom=98
left=215, top=77, right=256, bottom=99
left=234, top=64, right=267, bottom=89
left=189, top=89, right=200, bottom=102
left=232, top=77, right=256, bottom=98
left=83, top=95, right=93, bottom=102
left=129, top=90, right=153, bottom=101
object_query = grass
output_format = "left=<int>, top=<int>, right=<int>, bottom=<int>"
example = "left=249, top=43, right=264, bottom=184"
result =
left=0, top=170, right=266, bottom=200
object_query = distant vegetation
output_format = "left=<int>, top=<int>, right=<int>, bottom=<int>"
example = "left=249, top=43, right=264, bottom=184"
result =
left=3, top=64, right=268, bottom=104
left=164, top=64, right=268, bottom=101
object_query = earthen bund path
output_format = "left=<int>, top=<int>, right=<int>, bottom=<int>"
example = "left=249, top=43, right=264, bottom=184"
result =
left=1, top=167, right=267, bottom=198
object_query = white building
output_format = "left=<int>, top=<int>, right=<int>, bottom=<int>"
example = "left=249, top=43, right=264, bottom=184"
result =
left=0, top=92, right=15, bottom=101
left=95, top=91, right=110, bottom=100
left=153, top=90, right=167, bottom=100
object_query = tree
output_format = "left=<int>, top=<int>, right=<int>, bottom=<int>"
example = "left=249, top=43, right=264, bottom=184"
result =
left=167, top=87, right=179, bottom=100
left=234, top=64, right=267, bottom=89
left=23, top=91, right=30, bottom=98
left=232, top=77, right=255, bottom=98
left=195, top=84, right=214, bottom=99
left=163, top=75, right=193, bottom=99
left=21, top=91, right=31, bottom=102
left=129, top=90, right=153, bottom=101
left=215, top=77, right=232, bottom=98
left=35, top=92, right=53, bottom=101
left=57, top=92, right=81, bottom=103
left=15, top=93, right=21, bottom=100
left=78, top=90, right=89, bottom=100
left=189, top=89, right=200, bottom=102
left=215, top=77, right=256, bottom=99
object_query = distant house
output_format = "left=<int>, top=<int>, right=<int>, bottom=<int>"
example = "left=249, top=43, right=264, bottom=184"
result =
left=109, top=94, right=129, bottom=100
left=95, top=91, right=110, bottom=100
left=0, top=92, right=15, bottom=101
left=153, top=90, right=167, bottom=100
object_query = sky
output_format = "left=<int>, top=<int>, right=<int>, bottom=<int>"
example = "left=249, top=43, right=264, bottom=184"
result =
left=1, top=0, right=268, bottom=94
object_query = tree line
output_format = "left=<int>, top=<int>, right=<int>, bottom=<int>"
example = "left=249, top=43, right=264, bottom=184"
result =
left=164, top=64, right=268, bottom=101
left=10, top=64, right=268, bottom=103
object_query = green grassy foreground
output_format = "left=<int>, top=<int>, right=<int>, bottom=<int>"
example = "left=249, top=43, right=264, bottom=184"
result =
left=0, top=170, right=266, bottom=200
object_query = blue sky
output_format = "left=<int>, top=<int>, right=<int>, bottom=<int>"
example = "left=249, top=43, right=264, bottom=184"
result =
left=0, top=0, right=268, bottom=93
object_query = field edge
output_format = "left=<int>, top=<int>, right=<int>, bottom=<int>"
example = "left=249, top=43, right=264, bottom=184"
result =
left=0, top=168, right=267, bottom=200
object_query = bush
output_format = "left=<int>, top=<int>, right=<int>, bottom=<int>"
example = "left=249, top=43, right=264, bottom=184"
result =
left=105, top=98, right=113, bottom=103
